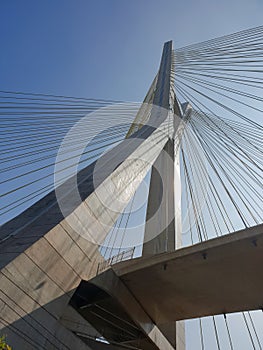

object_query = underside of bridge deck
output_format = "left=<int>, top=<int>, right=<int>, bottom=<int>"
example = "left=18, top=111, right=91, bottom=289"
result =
left=90, top=224, right=263, bottom=325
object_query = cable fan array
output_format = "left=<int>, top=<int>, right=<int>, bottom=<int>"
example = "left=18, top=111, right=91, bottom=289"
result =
left=173, top=25, right=263, bottom=242
left=173, top=25, right=263, bottom=350
left=0, top=91, right=136, bottom=225
left=181, top=111, right=262, bottom=243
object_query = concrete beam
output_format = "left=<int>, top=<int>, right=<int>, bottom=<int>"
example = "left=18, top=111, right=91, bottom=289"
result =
left=91, top=269, right=175, bottom=350
left=112, top=224, right=263, bottom=323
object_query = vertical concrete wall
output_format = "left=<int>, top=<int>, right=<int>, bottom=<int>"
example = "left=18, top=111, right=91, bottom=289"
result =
left=143, top=139, right=176, bottom=255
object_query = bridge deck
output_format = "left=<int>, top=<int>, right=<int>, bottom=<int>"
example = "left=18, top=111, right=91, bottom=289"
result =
left=108, top=224, right=263, bottom=323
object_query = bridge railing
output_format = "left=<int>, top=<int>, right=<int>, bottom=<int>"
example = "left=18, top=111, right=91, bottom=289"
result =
left=97, top=247, right=135, bottom=275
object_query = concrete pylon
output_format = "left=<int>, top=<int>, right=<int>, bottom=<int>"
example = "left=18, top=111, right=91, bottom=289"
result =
left=141, top=41, right=186, bottom=349
left=0, top=40, right=187, bottom=350
left=142, top=40, right=183, bottom=255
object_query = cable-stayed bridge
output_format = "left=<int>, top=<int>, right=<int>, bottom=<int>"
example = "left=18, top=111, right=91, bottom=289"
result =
left=0, top=25, right=263, bottom=349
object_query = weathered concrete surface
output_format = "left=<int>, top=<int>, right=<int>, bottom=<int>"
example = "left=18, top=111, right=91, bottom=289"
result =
left=112, top=224, right=263, bottom=323
left=143, top=139, right=176, bottom=255
left=0, top=40, right=182, bottom=349
left=0, top=104, right=174, bottom=350
left=0, top=118, right=172, bottom=349
left=0, top=217, right=100, bottom=349
left=0, top=290, right=95, bottom=350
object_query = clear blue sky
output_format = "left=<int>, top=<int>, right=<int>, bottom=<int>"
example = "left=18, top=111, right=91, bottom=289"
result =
left=1, top=0, right=263, bottom=102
